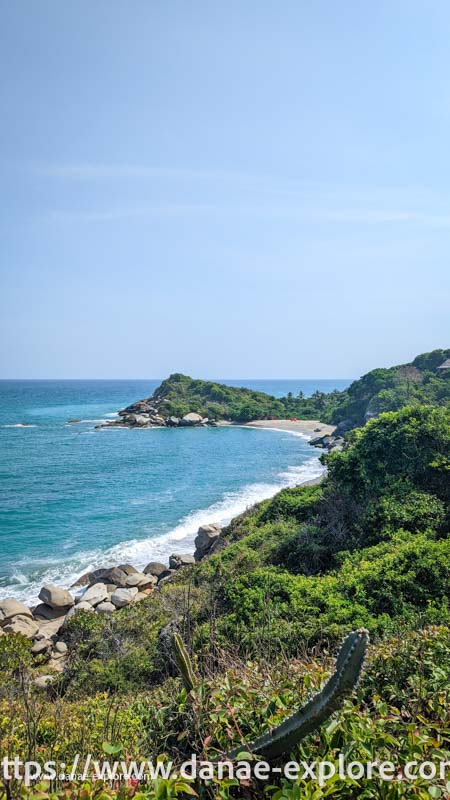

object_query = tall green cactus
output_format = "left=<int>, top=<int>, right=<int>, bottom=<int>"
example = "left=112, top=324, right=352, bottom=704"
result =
left=172, top=632, right=197, bottom=693
left=229, top=628, right=369, bottom=760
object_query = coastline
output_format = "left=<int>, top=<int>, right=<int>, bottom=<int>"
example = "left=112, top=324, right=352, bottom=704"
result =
left=0, top=420, right=330, bottom=609
left=0, top=419, right=332, bottom=671
left=243, top=418, right=336, bottom=436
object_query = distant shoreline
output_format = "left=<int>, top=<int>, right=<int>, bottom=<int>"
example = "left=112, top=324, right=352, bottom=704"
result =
left=243, top=418, right=336, bottom=436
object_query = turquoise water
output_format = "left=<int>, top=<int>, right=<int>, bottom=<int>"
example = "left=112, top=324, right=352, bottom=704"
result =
left=0, top=379, right=351, bottom=603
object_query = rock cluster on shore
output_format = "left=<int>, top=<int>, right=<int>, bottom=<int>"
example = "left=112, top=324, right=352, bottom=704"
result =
left=96, top=398, right=213, bottom=430
left=309, top=419, right=352, bottom=452
left=0, top=521, right=224, bottom=685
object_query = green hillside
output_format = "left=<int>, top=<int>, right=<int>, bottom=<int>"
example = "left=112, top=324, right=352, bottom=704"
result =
left=124, top=348, right=450, bottom=427
left=2, top=403, right=449, bottom=798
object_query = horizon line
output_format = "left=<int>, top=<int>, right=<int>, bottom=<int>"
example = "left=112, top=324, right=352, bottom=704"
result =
left=0, top=376, right=355, bottom=382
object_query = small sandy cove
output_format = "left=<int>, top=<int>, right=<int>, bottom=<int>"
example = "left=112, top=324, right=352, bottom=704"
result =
left=244, top=419, right=336, bottom=437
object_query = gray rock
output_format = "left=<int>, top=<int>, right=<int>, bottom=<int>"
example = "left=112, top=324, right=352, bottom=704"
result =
left=33, top=675, right=54, bottom=689
left=31, top=638, right=52, bottom=656
left=54, top=641, right=68, bottom=654
left=65, top=601, right=95, bottom=619
left=110, top=587, right=138, bottom=608
left=157, top=569, right=176, bottom=583
left=97, top=567, right=129, bottom=588
left=96, top=601, right=116, bottom=614
left=33, top=603, right=67, bottom=621
left=309, top=435, right=327, bottom=447
left=329, top=438, right=345, bottom=452
left=125, top=572, right=157, bottom=589
left=167, top=416, right=180, bottom=426
left=143, top=561, right=167, bottom=577
left=0, top=598, right=33, bottom=625
left=117, top=564, right=139, bottom=576
left=179, top=412, right=203, bottom=426
left=169, top=553, right=195, bottom=570
left=3, top=615, right=40, bottom=639
left=80, top=583, right=109, bottom=607
left=70, top=571, right=92, bottom=588
left=194, top=523, right=221, bottom=560
left=335, top=419, right=353, bottom=435
left=39, top=584, right=74, bottom=610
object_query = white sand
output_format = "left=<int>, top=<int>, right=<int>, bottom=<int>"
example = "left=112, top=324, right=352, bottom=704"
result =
left=243, top=419, right=335, bottom=437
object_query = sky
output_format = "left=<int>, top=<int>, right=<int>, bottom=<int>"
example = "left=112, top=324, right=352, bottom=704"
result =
left=1, top=1, right=449, bottom=379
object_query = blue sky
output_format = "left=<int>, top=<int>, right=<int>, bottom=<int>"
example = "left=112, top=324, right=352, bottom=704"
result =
left=1, top=1, right=449, bottom=379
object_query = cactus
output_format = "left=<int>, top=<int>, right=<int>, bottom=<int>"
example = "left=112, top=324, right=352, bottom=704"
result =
left=229, top=628, right=369, bottom=760
left=172, top=632, right=197, bottom=693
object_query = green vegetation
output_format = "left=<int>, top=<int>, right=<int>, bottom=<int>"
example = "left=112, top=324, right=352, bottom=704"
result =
left=146, top=348, right=450, bottom=426
left=1, top=393, right=450, bottom=797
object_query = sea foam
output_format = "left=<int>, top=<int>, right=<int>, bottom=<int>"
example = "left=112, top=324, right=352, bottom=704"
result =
left=0, top=452, right=324, bottom=606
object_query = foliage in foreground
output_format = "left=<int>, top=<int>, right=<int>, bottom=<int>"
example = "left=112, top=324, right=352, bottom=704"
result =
left=1, top=627, right=449, bottom=798
left=1, top=403, right=450, bottom=798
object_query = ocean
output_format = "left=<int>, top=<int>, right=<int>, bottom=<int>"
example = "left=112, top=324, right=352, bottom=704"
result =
left=0, top=378, right=351, bottom=603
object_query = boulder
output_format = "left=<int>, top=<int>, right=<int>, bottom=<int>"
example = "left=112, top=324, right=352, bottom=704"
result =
left=167, top=416, right=180, bottom=427
left=158, top=569, right=177, bottom=586
left=54, top=641, right=68, bottom=654
left=33, top=603, right=67, bottom=621
left=80, top=583, right=109, bottom=607
left=194, top=523, right=221, bottom=560
left=309, top=435, right=327, bottom=447
left=33, top=675, right=54, bottom=690
left=96, top=601, right=116, bottom=614
left=39, top=585, right=74, bottom=610
left=169, top=553, right=195, bottom=570
left=3, top=615, right=40, bottom=639
left=31, top=638, right=52, bottom=656
left=110, top=587, right=138, bottom=608
left=143, top=561, right=167, bottom=578
left=125, top=573, right=157, bottom=589
left=117, top=564, right=139, bottom=576
left=70, top=571, right=92, bottom=588
left=179, top=412, right=203, bottom=426
left=0, top=598, right=33, bottom=625
left=133, top=414, right=151, bottom=426
left=65, top=601, right=95, bottom=619
left=31, top=639, right=52, bottom=656
left=97, top=567, right=129, bottom=588
left=208, top=536, right=227, bottom=557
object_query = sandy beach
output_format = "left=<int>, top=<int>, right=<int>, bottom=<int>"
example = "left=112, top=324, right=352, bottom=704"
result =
left=244, top=418, right=336, bottom=437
